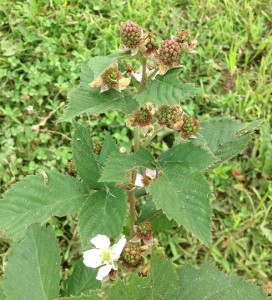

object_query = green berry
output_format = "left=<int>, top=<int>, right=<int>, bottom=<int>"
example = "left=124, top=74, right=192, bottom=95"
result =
left=159, top=39, right=181, bottom=65
left=121, top=243, right=143, bottom=268
left=120, top=21, right=142, bottom=49
left=92, top=138, right=102, bottom=155
left=181, top=115, right=199, bottom=139
left=155, top=105, right=181, bottom=128
left=133, top=108, right=153, bottom=127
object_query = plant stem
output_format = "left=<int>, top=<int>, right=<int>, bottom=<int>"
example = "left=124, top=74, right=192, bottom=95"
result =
left=129, top=58, right=147, bottom=239
left=129, top=126, right=140, bottom=238
left=139, top=57, right=147, bottom=92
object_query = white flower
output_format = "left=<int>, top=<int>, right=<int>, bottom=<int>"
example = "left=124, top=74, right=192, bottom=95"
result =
left=83, top=234, right=126, bottom=281
left=135, top=168, right=157, bottom=187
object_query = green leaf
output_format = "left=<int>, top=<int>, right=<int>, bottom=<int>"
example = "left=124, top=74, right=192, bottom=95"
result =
left=195, top=118, right=261, bottom=164
left=105, top=275, right=150, bottom=300
left=0, top=287, right=5, bottom=300
left=98, top=133, right=119, bottom=166
left=65, top=261, right=100, bottom=296
left=135, top=69, right=197, bottom=106
left=78, top=189, right=127, bottom=249
left=3, top=224, right=61, bottom=300
left=149, top=142, right=217, bottom=246
left=59, top=62, right=137, bottom=121
left=99, top=148, right=155, bottom=183
left=177, top=262, right=269, bottom=299
left=138, top=196, right=176, bottom=232
left=72, top=122, right=103, bottom=189
left=150, top=256, right=179, bottom=299
left=58, top=256, right=269, bottom=300
left=0, top=171, right=88, bottom=242
left=88, top=53, right=121, bottom=79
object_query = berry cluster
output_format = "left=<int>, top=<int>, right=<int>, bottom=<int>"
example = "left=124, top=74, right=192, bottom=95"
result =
left=136, top=221, right=153, bottom=243
left=101, top=66, right=122, bottom=89
left=120, top=243, right=143, bottom=268
left=155, top=105, right=182, bottom=128
left=133, top=108, right=153, bottom=127
left=144, top=34, right=158, bottom=55
left=159, top=39, right=181, bottom=66
left=92, top=138, right=102, bottom=155
left=120, top=21, right=142, bottom=49
left=180, top=115, right=199, bottom=139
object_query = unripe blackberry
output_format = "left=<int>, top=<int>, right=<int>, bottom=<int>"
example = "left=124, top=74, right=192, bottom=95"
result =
left=144, top=34, right=158, bottom=55
left=120, top=21, right=142, bottom=49
left=155, top=105, right=182, bottom=128
left=133, top=108, right=153, bottom=127
left=101, top=65, right=122, bottom=89
left=136, top=221, right=153, bottom=243
left=120, top=243, right=143, bottom=268
left=180, top=115, right=199, bottom=139
left=159, top=39, right=181, bottom=66
left=92, top=138, right=102, bottom=155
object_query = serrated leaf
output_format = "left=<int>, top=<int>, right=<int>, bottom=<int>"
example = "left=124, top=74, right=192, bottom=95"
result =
left=103, top=276, right=150, bottom=300
left=195, top=118, right=261, bottom=164
left=177, top=262, right=269, bottom=299
left=150, top=256, right=179, bottom=299
left=149, top=142, right=217, bottom=246
left=65, top=261, right=101, bottom=296
left=135, top=69, right=197, bottom=106
left=3, top=224, right=61, bottom=300
left=60, top=62, right=137, bottom=121
left=78, top=189, right=127, bottom=249
left=59, top=256, right=269, bottom=300
left=98, top=133, right=119, bottom=166
left=72, top=122, right=103, bottom=189
left=0, top=171, right=88, bottom=242
left=100, top=148, right=155, bottom=183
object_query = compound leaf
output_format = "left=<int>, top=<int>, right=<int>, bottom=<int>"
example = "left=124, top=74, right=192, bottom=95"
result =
left=149, top=142, right=217, bottom=246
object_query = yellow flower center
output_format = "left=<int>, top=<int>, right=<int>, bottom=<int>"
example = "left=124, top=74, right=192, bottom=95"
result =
left=101, top=250, right=111, bottom=263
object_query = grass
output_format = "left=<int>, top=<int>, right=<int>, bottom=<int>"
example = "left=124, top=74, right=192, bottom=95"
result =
left=0, top=0, right=271, bottom=293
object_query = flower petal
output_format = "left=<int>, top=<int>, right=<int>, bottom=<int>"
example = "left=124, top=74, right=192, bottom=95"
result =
left=111, top=236, right=126, bottom=259
left=91, top=234, right=110, bottom=249
left=145, top=168, right=156, bottom=180
left=96, top=264, right=112, bottom=281
left=83, top=249, right=102, bottom=268
left=135, top=174, right=144, bottom=187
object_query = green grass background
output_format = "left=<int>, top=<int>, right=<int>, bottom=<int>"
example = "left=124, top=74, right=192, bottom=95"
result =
left=0, top=0, right=271, bottom=292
